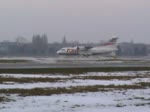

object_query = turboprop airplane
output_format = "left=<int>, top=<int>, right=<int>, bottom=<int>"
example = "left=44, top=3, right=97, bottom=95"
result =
left=57, top=37, right=118, bottom=57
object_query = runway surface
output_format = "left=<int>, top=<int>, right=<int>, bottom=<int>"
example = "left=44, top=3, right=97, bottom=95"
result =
left=0, top=57, right=150, bottom=69
left=0, top=62, right=150, bottom=69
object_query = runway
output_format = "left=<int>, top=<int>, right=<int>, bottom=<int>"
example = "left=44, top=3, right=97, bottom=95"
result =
left=0, top=57, right=150, bottom=73
left=0, top=62, right=150, bottom=69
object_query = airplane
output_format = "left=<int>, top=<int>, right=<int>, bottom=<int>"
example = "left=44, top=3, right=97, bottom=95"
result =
left=57, top=37, right=118, bottom=57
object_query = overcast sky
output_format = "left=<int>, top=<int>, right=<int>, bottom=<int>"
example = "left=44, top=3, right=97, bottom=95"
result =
left=0, top=0, right=150, bottom=43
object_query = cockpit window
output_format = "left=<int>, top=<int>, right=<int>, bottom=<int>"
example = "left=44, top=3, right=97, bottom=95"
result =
left=61, top=48, right=65, bottom=51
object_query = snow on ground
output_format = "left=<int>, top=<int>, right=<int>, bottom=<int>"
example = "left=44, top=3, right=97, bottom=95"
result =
left=0, top=71, right=149, bottom=89
left=0, top=74, right=70, bottom=78
left=77, top=71, right=150, bottom=77
left=0, top=89, right=149, bottom=112
left=0, top=71, right=149, bottom=112
left=0, top=70, right=150, bottom=78
left=1, top=78, right=150, bottom=89
left=0, top=76, right=150, bottom=89
left=0, top=79, right=140, bottom=89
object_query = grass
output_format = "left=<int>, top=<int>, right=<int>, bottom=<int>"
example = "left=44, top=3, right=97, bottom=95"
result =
left=0, top=60, right=29, bottom=63
left=0, top=85, right=145, bottom=96
left=0, top=76, right=67, bottom=83
left=0, top=96, right=12, bottom=103
left=0, top=67, right=150, bottom=74
left=136, top=82, right=150, bottom=87
left=134, top=103, right=150, bottom=106
left=74, top=76, right=143, bottom=80
left=0, top=97, right=5, bottom=102
left=134, top=97, right=145, bottom=100
left=116, top=103, right=126, bottom=107
left=0, top=75, right=146, bottom=83
left=0, top=68, right=149, bottom=98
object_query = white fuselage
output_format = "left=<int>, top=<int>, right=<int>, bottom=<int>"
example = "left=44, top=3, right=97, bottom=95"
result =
left=57, top=37, right=118, bottom=56
left=57, top=44, right=118, bottom=56
left=57, top=47, right=79, bottom=55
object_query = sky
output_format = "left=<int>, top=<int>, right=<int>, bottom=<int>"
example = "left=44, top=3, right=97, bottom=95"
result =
left=0, top=0, right=150, bottom=43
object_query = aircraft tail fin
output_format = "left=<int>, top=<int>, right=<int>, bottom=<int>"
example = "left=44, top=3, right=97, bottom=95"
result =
left=103, top=37, right=118, bottom=45
left=108, top=37, right=118, bottom=43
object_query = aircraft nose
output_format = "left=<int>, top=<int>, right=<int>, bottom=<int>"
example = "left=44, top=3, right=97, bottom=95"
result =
left=57, top=50, right=60, bottom=54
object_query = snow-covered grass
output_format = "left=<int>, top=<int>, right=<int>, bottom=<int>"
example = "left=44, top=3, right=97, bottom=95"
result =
left=0, top=89, right=149, bottom=112
left=0, top=70, right=149, bottom=78
left=0, top=73, right=70, bottom=78
left=0, top=78, right=149, bottom=89
left=76, top=71, right=150, bottom=77
left=0, top=79, right=137, bottom=89
left=0, top=71, right=149, bottom=112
